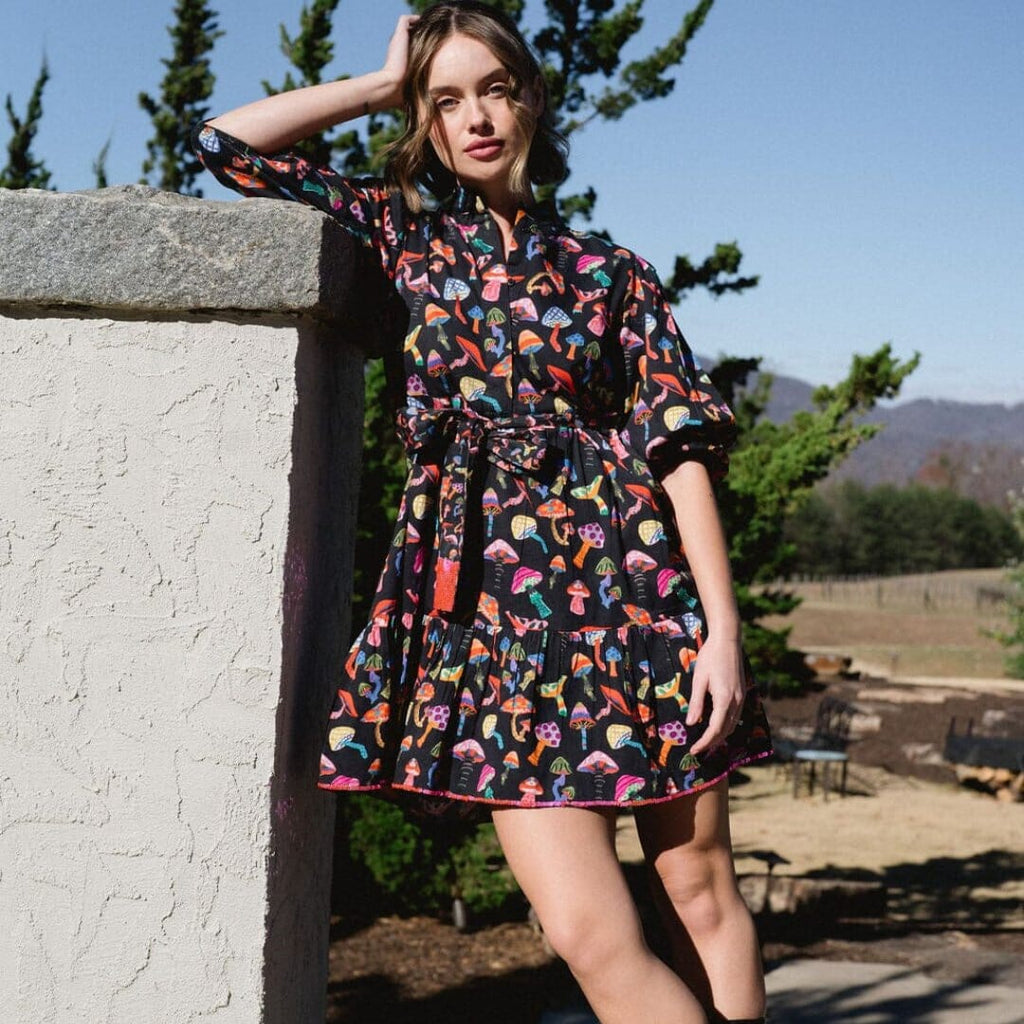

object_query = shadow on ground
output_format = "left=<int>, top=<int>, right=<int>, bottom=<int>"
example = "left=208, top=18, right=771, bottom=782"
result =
left=325, top=848, right=1024, bottom=1022
left=326, top=960, right=578, bottom=1024
left=794, top=848, right=1024, bottom=934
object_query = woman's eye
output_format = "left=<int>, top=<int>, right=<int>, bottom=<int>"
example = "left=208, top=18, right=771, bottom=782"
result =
left=436, top=97, right=458, bottom=111
left=488, top=83, right=509, bottom=96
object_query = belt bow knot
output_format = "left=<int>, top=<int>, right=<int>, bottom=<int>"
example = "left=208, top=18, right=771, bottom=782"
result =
left=395, top=399, right=578, bottom=612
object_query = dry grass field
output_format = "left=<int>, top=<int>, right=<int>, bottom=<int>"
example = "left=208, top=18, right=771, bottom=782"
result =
left=761, top=568, right=1016, bottom=679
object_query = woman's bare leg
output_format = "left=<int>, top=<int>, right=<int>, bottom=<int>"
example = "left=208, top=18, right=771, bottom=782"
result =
left=635, top=778, right=766, bottom=1020
left=492, top=805, right=708, bottom=1024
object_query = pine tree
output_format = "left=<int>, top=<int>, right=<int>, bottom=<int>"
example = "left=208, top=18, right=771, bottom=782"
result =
left=261, top=0, right=392, bottom=176
left=710, top=346, right=920, bottom=690
left=262, top=0, right=344, bottom=167
left=987, top=496, right=1024, bottom=679
left=1, top=56, right=54, bottom=190
left=139, top=0, right=223, bottom=195
left=93, top=137, right=112, bottom=189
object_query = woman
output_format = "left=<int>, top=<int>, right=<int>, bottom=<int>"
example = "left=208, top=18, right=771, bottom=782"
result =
left=192, top=4, right=771, bottom=1021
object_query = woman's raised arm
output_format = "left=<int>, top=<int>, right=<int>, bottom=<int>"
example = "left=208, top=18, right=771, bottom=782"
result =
left=206, top=14, right=419, bottom=151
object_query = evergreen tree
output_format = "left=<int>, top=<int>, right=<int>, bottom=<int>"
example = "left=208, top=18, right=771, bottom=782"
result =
left=988, top=496, right=1024, bottom=679
left=139, top=0, right=223, bottom=195
left=230, top=0, right=921, bottom=696
left=263, top=0, right=920, bottom=691
left=93, top=137, right=112, bottom=189
left=249, top=0, right=922, bottom=693
left=709, top=345, right=920, bottom=688
left=1, top=56, right=54, bottom=190
left=261, top=0, right=401, bottom=176
left=261, top=0, right=345, bottom=168
left=783, top=479, right=1023, bottom=578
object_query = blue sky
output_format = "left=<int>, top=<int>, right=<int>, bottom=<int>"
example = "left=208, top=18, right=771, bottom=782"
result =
left=4, top=0, right=1022, bottom=404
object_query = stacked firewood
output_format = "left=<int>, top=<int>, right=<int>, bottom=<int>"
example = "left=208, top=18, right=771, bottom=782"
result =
left=955, top=764, right=1024, bottom=802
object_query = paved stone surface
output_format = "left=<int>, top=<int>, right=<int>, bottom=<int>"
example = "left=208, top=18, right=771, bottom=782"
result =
left=764, top=958, right=1024, bottom=1023
left=538, top=958, right=1024, bottom=1022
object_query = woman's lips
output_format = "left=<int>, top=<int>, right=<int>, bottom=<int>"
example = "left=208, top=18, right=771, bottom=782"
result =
left=465, top=140, right=504, bottom=160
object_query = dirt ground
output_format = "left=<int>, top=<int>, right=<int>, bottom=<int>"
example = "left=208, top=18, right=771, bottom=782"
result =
left=325, top=675, right=1024, bottom=1022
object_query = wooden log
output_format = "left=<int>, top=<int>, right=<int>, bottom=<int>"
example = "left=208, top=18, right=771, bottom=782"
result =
left=737, top=874, right=886, bottom=919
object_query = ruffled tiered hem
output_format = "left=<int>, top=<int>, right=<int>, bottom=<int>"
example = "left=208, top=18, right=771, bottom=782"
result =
left=317, top=610, right=773, bottom=819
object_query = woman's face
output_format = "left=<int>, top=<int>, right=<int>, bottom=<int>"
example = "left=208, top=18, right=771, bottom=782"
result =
left=425, top=32, right=539, bottom=204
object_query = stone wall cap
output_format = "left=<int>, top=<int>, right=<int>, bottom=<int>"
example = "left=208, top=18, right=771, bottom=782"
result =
left=0, top=183, right=362, bottom=321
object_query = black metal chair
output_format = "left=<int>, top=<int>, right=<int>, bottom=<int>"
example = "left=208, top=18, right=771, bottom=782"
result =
left=790, top=697, right=857, bottom=800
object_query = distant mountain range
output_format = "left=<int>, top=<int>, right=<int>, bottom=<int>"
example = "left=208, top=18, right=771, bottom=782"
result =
left=750, top=370, right=1024, bottom=508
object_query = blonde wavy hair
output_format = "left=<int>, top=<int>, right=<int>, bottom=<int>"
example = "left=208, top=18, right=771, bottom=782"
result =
left=383, top=1, right=568, bottom=211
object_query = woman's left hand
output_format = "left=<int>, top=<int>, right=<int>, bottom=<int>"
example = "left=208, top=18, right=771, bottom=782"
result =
left=686, top=634, right=746, bottom=756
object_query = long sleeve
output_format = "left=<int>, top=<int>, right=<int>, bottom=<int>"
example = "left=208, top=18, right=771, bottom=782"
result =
left=190, top=119, right=405, bottom=280
left=618, top=255, right=737, bottom=483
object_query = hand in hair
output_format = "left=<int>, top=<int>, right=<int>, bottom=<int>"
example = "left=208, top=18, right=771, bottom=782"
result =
left=201, top=15, right=419, bottom=149
left=380, top=15, right=421, bottom=110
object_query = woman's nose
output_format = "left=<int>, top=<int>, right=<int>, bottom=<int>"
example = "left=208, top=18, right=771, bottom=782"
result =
left=466, top=98, right=492, bottom=131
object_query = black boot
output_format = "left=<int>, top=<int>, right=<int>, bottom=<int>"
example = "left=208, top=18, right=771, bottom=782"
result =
left=708, top=1013, right=767, bottom=1024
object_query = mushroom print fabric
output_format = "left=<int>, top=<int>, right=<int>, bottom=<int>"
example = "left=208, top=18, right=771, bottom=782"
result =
left=193, top=122, right=772, bottom=821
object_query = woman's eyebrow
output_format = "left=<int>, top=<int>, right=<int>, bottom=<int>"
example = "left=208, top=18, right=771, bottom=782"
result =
left=429, top=66, right=508, bottom=96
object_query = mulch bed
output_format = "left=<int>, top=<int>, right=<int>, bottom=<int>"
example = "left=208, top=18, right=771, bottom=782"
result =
left=325, top=676, right=1024, bottom=1021
left=767, top=673, right=1024, bottom=788
left=326, top=914, right=572, bottom=1023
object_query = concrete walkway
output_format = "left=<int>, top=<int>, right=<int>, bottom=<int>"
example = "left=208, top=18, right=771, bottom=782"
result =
left=764, top=957, right=1024, bottom=1022
left=538, top=957, right=1024, bottom=1022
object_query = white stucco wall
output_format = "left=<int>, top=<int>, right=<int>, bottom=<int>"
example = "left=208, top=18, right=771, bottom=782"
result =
left=0, top=186, right=371, bottom=1023
left=1, top=314, right=299, bottom=1020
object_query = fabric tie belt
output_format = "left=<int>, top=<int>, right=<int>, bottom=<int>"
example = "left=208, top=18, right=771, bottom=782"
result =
left=395, top=402, right=582, bottom=613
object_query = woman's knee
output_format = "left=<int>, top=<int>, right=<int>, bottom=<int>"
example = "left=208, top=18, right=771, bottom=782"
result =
left=653, top=846, right=742, bottom=935
left=537, top=901, right=647, bottom=977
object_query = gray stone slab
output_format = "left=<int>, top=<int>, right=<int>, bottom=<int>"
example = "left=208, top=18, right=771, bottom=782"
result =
left=537, top=958, right=1024, bottom=1023
left=0, top=184, right=360, bottom=319
left=765, top=958, right=1024, bottom=1023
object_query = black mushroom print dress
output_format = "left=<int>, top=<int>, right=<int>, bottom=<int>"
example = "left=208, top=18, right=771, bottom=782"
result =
left=193, top=121, right=772, bottom=820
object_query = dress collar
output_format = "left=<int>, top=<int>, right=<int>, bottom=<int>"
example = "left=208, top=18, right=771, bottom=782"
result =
left=440, top=182, right=565, bottom=230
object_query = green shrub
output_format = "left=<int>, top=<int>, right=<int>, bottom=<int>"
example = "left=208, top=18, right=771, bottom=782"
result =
left=986, top=498, right=1024, bottom=679
left=333, top=793, right=520, bottom=919
left=448, top=822, right=520, bottom=915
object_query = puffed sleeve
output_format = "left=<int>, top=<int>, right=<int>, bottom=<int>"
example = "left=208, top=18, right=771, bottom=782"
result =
left=618, top=254, right=737, bottom=482
left=189, top=118, right=405, bottom=279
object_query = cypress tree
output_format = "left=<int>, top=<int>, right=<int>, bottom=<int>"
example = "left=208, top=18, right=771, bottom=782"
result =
left=1, top=56, right=54, bottom=190
left=139, top=0, right=223, bottom=195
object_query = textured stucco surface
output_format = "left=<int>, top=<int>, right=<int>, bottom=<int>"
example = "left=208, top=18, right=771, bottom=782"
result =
left=0, top=187, right=368, bottom=1022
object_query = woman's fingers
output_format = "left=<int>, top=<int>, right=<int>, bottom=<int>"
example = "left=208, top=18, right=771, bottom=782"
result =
left=686, top=638, right=745, bottom=756
left=685, top=666, right=708, bottom=730
left=690, top=690, right=740, bottom=755
left=382, top=14, right=420, bottom=91
left=690, top=698, right=728, bottom=755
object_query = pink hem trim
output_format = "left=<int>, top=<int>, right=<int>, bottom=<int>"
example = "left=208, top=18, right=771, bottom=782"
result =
left=316, top=749, right=773, bottom=810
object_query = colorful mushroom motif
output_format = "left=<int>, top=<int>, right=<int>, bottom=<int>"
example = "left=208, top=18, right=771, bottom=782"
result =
left=193, top=120, right=773, bottom=818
